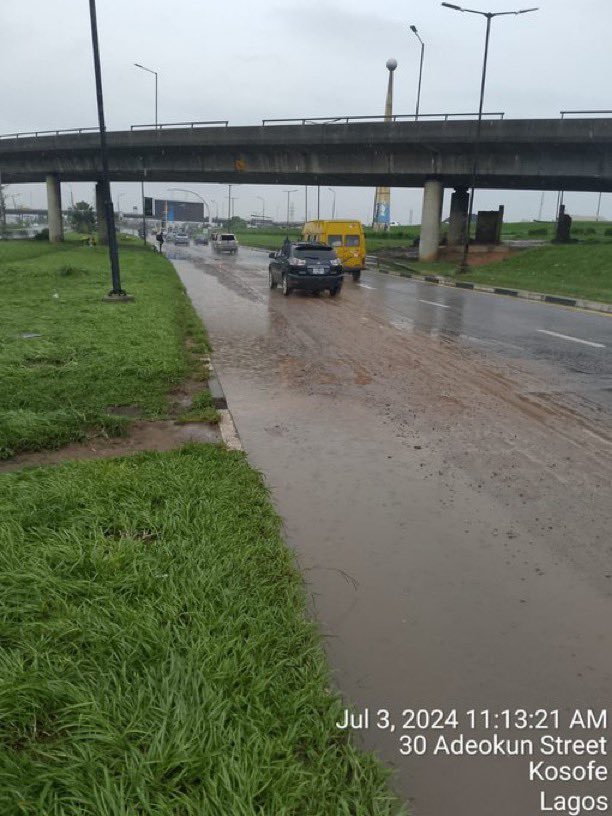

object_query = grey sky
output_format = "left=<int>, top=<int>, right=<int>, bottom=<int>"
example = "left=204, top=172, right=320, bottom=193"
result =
left=3, top=0, right=611, bottom=222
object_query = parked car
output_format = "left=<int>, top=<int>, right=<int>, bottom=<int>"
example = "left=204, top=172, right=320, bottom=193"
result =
left=268, top=241, right=343, bottom=297
left=194, top=233, right=209, bottom=245
left=212, top=233, right=238, bottom=254
left=174, top=232, right=190, bottom=246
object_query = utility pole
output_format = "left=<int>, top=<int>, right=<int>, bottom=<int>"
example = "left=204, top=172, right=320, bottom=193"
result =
left=89, top=0, right=127, bottom=298
left=227, top=184, right=232, bottom=225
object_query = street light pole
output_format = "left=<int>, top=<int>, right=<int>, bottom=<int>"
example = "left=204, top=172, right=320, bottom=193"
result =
left=134, top=63, right=158, bottom=128
left=257, top=195, right=265, bottom=223
left=284, top=189, right=298, bottom=230
left=328, top=187, right=336, bottom=219
left=441, top=3, right=538, bottom=272
left=89, top=0, right=125, bottom=297
left=409, top=26, right=425, bottom=121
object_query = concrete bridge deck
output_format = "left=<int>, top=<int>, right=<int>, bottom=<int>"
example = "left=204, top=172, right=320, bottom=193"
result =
left=1, top=118, right=611, bottom=192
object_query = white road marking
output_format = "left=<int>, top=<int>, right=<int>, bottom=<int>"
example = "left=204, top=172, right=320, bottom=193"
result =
left=358, top=283, right=376, bottom=290
left=537, top=329, right=605, bottom=348
left=419, top=299, right=450, bottom=309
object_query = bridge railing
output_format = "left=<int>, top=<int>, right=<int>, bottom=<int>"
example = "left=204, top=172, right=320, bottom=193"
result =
left=130, top=120, right=229, bottom=130
left=261, top=112, right=505, bottom=125
left=560, top=109, right=612, bottom=118
left=0, top=126, right=99, bottom=140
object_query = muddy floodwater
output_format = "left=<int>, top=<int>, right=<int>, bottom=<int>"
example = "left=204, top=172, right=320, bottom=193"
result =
left=173, top=245, right=612, bottom=816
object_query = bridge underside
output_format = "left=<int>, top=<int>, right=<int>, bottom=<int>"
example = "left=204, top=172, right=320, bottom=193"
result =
left=1, top=119, right=611, bottom=192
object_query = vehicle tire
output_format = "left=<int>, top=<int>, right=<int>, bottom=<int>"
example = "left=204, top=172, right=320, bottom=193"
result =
left=329, top=285, right=342, bottom=297
left=352, top=270, right=361, bottom=282
left=269, top=268, right=277, bottom=289
left=282, top=274, right=292, bottom=296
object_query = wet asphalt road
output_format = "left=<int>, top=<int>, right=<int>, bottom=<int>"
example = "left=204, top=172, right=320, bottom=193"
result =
left=172, top=245, right=611, bottom=816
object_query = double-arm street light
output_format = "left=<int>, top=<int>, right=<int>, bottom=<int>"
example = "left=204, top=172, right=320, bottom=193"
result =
left=168, top=187, right=211, bottom=224
left=409, top=25, right=425, bottom=121
left=441, top=3, right=538, bottom=272
left=284, top=189, right=298, bottom=228
left=257, top=195, right=266, bottom=222
left=328, top=187, right=336, bottom=219
left=134, top=62, right=158, bottom=128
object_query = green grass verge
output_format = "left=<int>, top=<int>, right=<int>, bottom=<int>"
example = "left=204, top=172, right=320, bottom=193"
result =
left=400, top=243, right=612, bottom=304
left=176, top=389, right=219, bottom=424
left=0, top=445, right=402, bottom=815
left=0, top=240, right=210, bottom=458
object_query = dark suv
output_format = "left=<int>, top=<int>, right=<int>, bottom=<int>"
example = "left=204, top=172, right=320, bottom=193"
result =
left=268, top=242, right=343, bottom=296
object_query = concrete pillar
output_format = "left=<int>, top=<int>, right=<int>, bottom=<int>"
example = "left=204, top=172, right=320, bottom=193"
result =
left=95, top=181, right=108, bottom=246
left=419, top=179, right=443, bottom=262
left=447, top=186, right=469, bottom=247
left=46, top=174, right=63, bottom=243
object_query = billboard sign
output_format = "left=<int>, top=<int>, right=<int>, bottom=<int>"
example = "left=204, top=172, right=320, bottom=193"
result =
left=153, top=199, right=204, bottom=223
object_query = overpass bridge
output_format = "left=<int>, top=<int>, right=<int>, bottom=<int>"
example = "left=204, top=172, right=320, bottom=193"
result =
left=1, top=116, right=611, bottom=259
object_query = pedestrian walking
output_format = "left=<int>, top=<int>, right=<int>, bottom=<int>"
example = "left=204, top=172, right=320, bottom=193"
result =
left=156, top=231, right=165, bottom=253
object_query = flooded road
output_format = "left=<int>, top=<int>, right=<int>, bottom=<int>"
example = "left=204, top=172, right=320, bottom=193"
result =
left=173, top=245, right=611, bottom=816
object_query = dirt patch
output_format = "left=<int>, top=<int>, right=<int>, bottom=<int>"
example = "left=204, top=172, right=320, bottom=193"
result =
left=0, top=420, right=221, bottom=473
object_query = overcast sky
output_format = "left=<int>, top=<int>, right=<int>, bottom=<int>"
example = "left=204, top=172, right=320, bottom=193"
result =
left=2, top=0, right=611, bottom=223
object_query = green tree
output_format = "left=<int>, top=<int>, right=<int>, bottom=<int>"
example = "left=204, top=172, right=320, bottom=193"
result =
left=68, top=201, right=96, bottom=234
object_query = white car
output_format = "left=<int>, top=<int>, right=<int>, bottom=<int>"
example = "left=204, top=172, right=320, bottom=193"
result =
left=212, top=233, right=238, bottom=254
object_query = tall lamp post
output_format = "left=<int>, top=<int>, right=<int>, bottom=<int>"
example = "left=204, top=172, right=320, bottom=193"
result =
left=283, top=189, right=298, bottom=229
left=89, top=0, right=125, bottom=298
left=409, top=25, right=425, bottom=121
left=328, top=187, right=336, bottom=219
left=441, top=3, right=538, bottom=272
left=257, top=195, right=265, bottom=223
left=168, top=187, right=211, bottom=224
left=134, top=63, right=158, bottom=128
left=372, top=58, right=397, bottom=231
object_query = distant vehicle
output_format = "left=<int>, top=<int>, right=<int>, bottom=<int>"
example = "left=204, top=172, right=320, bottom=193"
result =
left=268, top=241, right=343, bottom=297
left=194, top=233, right=209, bottom=245
left=174, top=232, right=190, bottom=246
left=389, top=220, right=400, bottom=227
left=212, top=233, right=238, bottom=254
left=302, top=220, right=365, bottom=281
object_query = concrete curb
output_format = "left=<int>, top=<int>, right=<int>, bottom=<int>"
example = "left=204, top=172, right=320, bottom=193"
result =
left=373, top=262, right=612, bottom=316
left=207, top=365, right=244, bottom=452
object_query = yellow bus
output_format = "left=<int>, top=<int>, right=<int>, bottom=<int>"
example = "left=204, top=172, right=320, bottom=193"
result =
left=302, top=220, right=366, bottom=281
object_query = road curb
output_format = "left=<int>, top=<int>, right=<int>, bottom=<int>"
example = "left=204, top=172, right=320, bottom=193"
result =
left=208, top=365, right=244, bottom=452
left=373, top=262, right=612, bottom=316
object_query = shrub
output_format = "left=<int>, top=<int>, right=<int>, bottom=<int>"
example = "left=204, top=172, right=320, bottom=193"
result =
left=34, top=228, right=49, bottom=241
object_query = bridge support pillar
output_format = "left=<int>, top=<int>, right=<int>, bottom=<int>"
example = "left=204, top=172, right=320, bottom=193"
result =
left=419, top=180, right=443, bottom=262
left=447, top=186, right=469, bottom=247
left=95, top=181, right=109, bottom=246
left=46, top=174, right=63, bottom=243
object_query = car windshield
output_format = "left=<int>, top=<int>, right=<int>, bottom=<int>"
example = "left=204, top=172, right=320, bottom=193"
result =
left=221, top=234, right=235, bottom=241
left=293, top=246, right=335, bottom=261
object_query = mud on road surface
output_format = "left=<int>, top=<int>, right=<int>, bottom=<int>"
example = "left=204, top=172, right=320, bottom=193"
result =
left=175, top=246, right=611, bottom=816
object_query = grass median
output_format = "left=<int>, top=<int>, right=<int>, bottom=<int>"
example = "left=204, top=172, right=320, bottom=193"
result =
left=404, top=243, right=612, bottom=304
left=0, top=445, right=402, bottom=815
left=0, top=240, right=209, bottom=458
left=0, top=238, right=403, bottom=813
